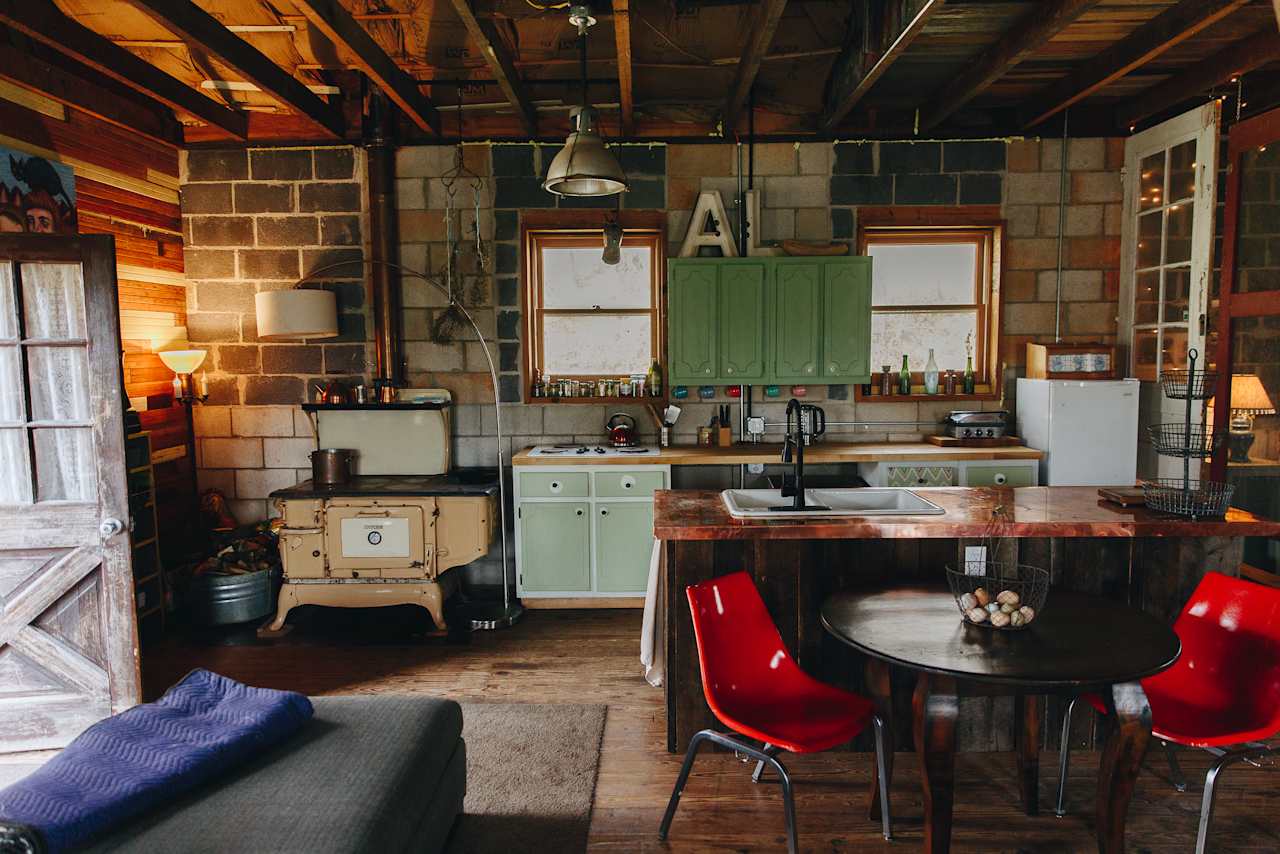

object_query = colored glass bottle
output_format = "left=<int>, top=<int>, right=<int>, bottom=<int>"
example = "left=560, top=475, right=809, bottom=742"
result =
left=898, top=355, right=911, bottom=396
left=924, top=349, right=940, bottom=395
left=963, top=356, right=976, bottom=395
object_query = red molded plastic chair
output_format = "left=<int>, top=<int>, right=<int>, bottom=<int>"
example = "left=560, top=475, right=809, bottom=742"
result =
left=658, top=571, right=892, bottom=854
left=1055, top=572, right=1280, bottom=853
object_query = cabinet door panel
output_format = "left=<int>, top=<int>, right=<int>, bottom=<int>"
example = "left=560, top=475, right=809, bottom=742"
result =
left=719, top=263, right=766, bottom=381
left=773, top=263, right=822, bottom=381
left=823, top=259, right=872, bottom=381
left=595, top=501, right=655, bottom=593
left=668, top=262, right=717, bottom=382
left=519, top=502, right=591, bottom=591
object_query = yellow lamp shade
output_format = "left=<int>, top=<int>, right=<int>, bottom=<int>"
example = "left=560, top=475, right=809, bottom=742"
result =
left=1229, top=373, right=1276, bottom=415
left=158, top=349, right=207, bottom=374
left=255, top=289, right=339, bottom=340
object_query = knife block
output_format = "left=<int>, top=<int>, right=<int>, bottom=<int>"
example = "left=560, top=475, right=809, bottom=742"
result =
left=717, top=426, right=732, bottom=447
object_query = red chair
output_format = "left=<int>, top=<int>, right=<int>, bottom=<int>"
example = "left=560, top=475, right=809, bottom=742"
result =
left=658, top=572, right=892, bottom=853
left=1055, top=572, right=1280, bottom=853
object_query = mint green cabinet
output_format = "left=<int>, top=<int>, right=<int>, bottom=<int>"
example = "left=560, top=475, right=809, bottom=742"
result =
left=669, top=263, right=717, bottom=381
left=594, top=502, right=654, bottom=592
left=823, top=260, right=872, bottom=381
left=719, top=263, right=767, bottom=382
left=772, top=262, right=822, bottom=382
left=518, top=502, right=590, bottom=592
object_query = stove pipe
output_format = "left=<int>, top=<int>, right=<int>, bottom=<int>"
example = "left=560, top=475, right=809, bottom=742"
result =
left=366, top=92, right=403, bottom=385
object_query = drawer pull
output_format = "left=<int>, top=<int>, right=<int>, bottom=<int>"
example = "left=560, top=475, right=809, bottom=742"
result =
left=621, top=475, right=636, bottom=490
left=600, top=508, right=609, bottom=516
left=549, top=481, right=562, bottom=493
left=994, top=473, right=1008, bottom=485
left=575, top=508, right=584, bottom=516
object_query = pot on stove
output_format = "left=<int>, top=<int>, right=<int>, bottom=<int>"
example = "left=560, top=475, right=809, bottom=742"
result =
left=311, top=448, right=355, bottom=485
left=606, top=413, right=638, bottom=447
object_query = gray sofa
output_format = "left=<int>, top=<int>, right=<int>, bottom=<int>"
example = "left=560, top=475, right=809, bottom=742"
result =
left=84, top=696, right=465, bottom=853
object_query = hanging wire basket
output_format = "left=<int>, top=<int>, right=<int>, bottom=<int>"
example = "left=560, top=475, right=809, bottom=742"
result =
left=1141, top=478, right=1235, bottom=518
left=1160, top=368, right=1218, bottom=400
left=1147, top=423, right=1226, bottom=458
left=945, top=563, right=1049, bottom=631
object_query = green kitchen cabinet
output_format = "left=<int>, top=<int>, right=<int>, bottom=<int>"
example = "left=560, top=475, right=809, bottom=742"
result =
left=594, top=501, right=655, bottom=593
left=772, top=262, right=822, bottom=382
left=518, top=502, right=591, bottom=592
left=669, top=263, right=718, bottom=381
left=719, top=262, right=767, bottom=382
left=823, top=259, right=872, bottom=381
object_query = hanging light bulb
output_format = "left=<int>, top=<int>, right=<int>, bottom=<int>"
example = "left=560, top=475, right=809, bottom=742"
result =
left=602, top=212, right=623, bottom=265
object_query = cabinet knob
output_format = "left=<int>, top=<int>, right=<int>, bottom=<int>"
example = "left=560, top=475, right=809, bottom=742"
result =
left=704, top=368, right=711, bottom=374
left=575, top=508, right=584, bottom=516
left=994, top=473, right=1008, bottom=485
left=600, top=508, right=609, bottom=516
left=806, top=366, right=814, bottom=373
left=726, top=367, right=734, bottom=374
left=549, top=481, right=561, bottom=493
left=830, top=364, right=838, bottom=372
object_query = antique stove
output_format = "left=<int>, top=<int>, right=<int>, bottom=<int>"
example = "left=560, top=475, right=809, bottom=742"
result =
left=266, top=390, right=497, bottom=634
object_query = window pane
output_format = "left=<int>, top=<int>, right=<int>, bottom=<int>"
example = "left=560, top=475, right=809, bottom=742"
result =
left=1134, top=270, right=1160, bottom=324
left=1134, top=328, right=1158, bottom=381
left=1162, top=326, right=1189, bottom=371
left=871, top=310, right=977, bottom=376
left=21, top=263, right=85, bottom=339
left=543, top=314, right=651, bottom=376
left=0, top=428, right=30, bottom=504
left=1139, top=151, right=1164, bottom=211
left=1137, top=211, right=1162, bottom=268
left=33, top=427, right=94, bottom=502
left=0, top=264, right=15, bottom=341
left=26, top=346, right=88, bottom=422
left=1226, top=320, right=1279, bottom=571
left=1165, top=203, right=1193, bottom=265
left=541, top=246, right=651, bottom=309
left=1162, top=267, right=1190, bottom=325
left=1168, top=139, right=1197, bottom=203
left=1236, top=146, right=1280, bottom=294
left=0, top=346, right=21, bottom=422
left=868, top=242, right=977, bottom=306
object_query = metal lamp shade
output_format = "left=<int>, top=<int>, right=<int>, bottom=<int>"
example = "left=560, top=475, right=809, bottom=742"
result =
left=157, top=349, right=207, bottom=375
left=543, top=107, right=628, bottom=197
left=255, top=289, right=339, bottom=340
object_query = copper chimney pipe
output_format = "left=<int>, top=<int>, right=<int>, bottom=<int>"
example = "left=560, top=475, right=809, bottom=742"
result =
left=366, top=92, right=403, bottom=385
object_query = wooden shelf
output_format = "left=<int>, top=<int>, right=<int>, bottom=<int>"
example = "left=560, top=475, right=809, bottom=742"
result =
left=302, top=402, right=450, bottom=412
left=854, top=388, right=1001, bottom=403
left=530, top=395, right=667, bottom=406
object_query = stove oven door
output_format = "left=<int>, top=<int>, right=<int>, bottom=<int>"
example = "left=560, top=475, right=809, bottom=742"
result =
left=324, top=499, right=436, bottom=578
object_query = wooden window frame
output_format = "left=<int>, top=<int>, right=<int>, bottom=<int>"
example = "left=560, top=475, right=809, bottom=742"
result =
left=521, top=211, right=666, bottom=403
left=855, top=207, right=1004, bottom=401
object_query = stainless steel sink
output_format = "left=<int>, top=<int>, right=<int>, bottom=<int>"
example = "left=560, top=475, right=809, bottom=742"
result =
left=721, top=488, right=946, bottom=518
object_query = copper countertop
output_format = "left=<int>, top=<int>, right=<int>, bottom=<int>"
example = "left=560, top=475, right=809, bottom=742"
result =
left=512, top=442, right=1043, bottom=466
left=654, top=487, right=1280, bottom=540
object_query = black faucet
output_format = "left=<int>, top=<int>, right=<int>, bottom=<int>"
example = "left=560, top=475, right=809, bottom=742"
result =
left=776, top=399, right=827, bottom=511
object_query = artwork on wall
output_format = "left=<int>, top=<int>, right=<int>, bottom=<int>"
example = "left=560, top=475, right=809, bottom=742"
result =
left=0, top=148, right=77, bottom=234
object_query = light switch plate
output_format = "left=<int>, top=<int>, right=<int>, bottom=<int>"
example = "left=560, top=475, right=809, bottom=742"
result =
left=964, top=545, right=987, bottom=575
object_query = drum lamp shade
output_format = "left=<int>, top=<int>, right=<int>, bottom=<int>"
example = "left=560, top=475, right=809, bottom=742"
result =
left=255, top=289, right=339, bottom=340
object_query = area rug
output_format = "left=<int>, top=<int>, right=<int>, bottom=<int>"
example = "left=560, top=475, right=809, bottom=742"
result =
left=447, top=703, right=607, bottom=854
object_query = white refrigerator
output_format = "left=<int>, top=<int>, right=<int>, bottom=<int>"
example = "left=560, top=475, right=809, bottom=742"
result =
left=1016, top=378, right=1140, bottom=486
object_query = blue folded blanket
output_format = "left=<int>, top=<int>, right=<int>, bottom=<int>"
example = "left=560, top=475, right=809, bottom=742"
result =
left=0, top=669, right=313, bottom=853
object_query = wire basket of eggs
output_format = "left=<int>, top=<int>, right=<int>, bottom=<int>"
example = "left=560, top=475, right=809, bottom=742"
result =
left=944, top=563, right=1049, bottom=630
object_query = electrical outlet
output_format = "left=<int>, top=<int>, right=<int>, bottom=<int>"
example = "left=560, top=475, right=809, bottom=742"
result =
left=747, top=463, right=765, bottom=475
left=964, top=545, right=987, bottom=575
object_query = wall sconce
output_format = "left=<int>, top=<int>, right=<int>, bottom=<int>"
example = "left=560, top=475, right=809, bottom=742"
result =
left=255, top=289, right=339, bottom=340
left=158, top=349, right=208, bottom=403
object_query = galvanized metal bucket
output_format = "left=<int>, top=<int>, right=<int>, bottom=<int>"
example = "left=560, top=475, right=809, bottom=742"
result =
left=188, top=567, right=277, bottom=626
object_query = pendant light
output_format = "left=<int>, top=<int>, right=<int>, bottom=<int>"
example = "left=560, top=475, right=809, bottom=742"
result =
left=543, top=5, right=628, bottom=197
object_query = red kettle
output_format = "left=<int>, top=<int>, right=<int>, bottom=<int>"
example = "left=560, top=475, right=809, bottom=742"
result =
left=606, top=412, right=638, bottom=447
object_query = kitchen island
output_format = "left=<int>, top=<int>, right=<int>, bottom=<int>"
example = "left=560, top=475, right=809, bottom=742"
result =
left=655, top=487, right=1280, bottom=753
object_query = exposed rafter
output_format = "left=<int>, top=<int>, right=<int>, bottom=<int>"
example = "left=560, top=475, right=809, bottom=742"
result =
left=124, top=0, right=345, bottom=138
left=919, top=0, right=1100, bottom=130
left=724, top=0, right=788, bottom=134
left=0, top=0, right=247, bottom=140
left=1021, top=0, right=1251, bottom=129
left=613, top=0, right=635, bottom=137
left=293, top=0, right=440, bottom=134
left=821, top=0, right=945, bottom=133
left=448, top=0, right=537, bottom=136
left=1117, top=27, right=1280, bottom=129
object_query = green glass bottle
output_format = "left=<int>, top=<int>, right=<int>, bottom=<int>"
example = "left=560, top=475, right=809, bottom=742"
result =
left=898, top=355, right=911, bottom=396
left=963, top=356, right=976, bottom=395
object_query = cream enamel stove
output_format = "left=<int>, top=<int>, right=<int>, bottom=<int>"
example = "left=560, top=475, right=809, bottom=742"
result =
left=528, top=444, right=659, bottom=457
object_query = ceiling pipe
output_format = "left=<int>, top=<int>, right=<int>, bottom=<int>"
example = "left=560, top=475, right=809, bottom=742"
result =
left=366, top=91, right=404, bottom=385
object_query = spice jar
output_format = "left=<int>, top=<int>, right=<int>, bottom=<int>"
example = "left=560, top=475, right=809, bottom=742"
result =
left=879, top=365, right=894, bottom=396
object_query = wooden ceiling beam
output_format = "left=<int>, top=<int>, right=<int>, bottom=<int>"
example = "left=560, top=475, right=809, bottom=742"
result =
left=919, top=0, right=1100, bottom=130
left=1021, top=0, right=1251, bottom=129
left=724, top=0, right=787, bottom=134
left=1117, top=27, right=1280, bottom=130
left=613, top=0, right=634, bottom=137
left=292, top=0, right=440, bottom=134
left=0, top=0, right=247, bottom=140
left=448, top=0, right=537, bottom=136
left=125, top=0, right=345, bottom=138
left=821, top=0, right=945, bottom=133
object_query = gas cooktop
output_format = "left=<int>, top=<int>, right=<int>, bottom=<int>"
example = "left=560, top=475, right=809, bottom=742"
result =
left=528, top=444, right=660, bottom=457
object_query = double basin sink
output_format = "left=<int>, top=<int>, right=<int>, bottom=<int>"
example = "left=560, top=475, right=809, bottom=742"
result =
left=721, top=487, right=946, bottom=519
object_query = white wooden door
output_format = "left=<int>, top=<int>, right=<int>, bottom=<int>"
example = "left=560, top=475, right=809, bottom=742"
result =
left=1119, top=103, right=1220, bottom=479
left=0, top=235, right=139, bottom=754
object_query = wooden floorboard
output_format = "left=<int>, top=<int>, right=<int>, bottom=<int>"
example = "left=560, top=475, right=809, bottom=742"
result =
left=142, top=608, right=1280, bottom=852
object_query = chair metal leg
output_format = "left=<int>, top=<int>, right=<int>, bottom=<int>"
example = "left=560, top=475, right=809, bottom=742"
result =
left=1055, top=696, right=1080, bottom=817
left=1195, top=744, right=1274, bottom=854
left=752, top=742, right=778, bottom=783
left=1162, top=740, right=1188, bottom=793
left=873, top=715, right=893, bottom=840
left=658, top=730, right=710, bottom=841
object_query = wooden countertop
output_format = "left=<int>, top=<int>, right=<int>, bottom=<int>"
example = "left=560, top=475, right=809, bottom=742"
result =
left=653, top=487, right=1280, bottom=540
left=512, top=442, right=1043, bottom=466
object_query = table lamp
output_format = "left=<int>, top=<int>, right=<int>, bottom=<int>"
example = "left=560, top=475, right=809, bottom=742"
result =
left=1224, top=373, right=1276, bottom=462
left=158, top=349, right=208, bottom=402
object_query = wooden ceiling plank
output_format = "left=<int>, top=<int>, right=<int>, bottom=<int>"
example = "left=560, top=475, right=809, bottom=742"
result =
left=821, top=0, right=946, bottom=133
left=724, top=0, right=788, bottom=134
left=293, top=0, right=440, bottom=134
left=613, top=0, right=634, bottom=137
left=1118, top=27, right=1280, bottom=129
left=1021, top=0, right=1252, bottom=129
left=919, top=0, right=1101, bottom=130
left=448, top=0, right=536, bottom=136
left=0, top=0, right=247, bottom=140
left=125, top=0, right=345, bottom=138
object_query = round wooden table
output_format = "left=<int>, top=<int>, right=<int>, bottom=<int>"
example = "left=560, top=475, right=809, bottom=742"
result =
left=821, top=586, right=1181, bottom=854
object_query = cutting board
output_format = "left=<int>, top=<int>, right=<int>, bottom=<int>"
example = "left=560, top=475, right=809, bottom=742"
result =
left=925, top=435, right=1024, bottom=448
left=1098, top=487, right=1146, bottom=507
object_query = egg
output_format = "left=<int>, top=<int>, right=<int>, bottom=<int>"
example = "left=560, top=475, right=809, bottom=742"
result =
left=1019, top=606, right=1036, bottom=623
left=1001, top=602, right=1017, bottom=614
left=985, top=602, right=1001, bottom=614
left=1009, top=610, right=1027, bottom=627
left=958, top=592, right=978, bottom=611
left=966, top=607, right=988, bottom=623
left=973, top=587, right=991, bottom=606
left=996, top=590, right=1021, bottom=607
left=990, top=611, right=1012, bottom=628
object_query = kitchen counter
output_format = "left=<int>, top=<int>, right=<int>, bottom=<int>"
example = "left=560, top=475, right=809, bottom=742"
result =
left=270, top=473, right=499, bottom=500
left=512, top=442, right=1043, bottom=466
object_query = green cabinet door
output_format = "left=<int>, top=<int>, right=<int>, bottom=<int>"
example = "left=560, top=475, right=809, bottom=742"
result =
left=719, top=262, right=766, bottom=382
left=772, top=262, right=822, bottom=382
left=519, top=502, right=591, bottom=592
left=823, top=258, right=872, bottom=381
left=594, top=501, right=655, bottom=593
left=668, top=262, right=717, bottom=383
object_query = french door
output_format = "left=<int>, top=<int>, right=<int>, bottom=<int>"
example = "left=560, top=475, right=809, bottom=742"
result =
left=1119, top=103, right=1220, bottom=478
left=0, top=234, right=139, bottom=753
